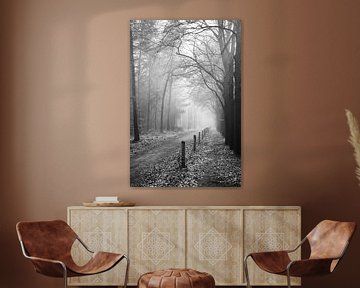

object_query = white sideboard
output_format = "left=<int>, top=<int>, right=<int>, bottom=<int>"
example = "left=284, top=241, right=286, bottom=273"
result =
left=67, top=206, right=301, bottom=286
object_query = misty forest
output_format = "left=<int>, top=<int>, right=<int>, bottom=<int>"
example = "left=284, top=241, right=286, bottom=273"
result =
left=130, top=20, right=241, bottom=187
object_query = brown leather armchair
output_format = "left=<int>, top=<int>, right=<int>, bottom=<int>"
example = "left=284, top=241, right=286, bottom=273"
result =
left=244, top=220, right=356, bottom=288
left=16, top=220, right=129, bottom=288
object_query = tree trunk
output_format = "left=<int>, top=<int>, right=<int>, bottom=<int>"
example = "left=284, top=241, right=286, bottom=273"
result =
left=233, top=21, right=241, bottom=155
left=130, top=23, right=140, bottom=142
left=160, top=72, right=171, bottom=133
left=223, top=70, right=234, bottom=149
left=137, top=22, right=143, bottom=134
left=217, top=20, right=234, bottom=148
left=166, top=74, right=173, bottom=131
left=154, top=90, right=158, bottom=131
left=146, top=60, right=151, bottom=132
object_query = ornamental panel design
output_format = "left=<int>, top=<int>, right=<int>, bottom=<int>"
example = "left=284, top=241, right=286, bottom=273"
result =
left=138, top=227, right=175, bottom=264
left=244, top=209, right=301, bottom=286
left=194, top=227, right=232, bottom=265
left=128, top=209, right=185, bottom=284
left=68, top=209, right=127, bottom=286
left=187, top=209, right=243, bottom=285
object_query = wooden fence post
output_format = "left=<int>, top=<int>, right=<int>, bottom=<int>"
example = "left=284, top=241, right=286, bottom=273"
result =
left=181, top=141, right=186, bottom=168
left=193, top=135, right=196, bottom=151
left=198, top=132, right=201, bottom=144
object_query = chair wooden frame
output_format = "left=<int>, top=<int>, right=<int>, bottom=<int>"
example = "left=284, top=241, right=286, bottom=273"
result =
left=243, top=220, right=356, bottom=288
left=16, top=220, right=129, bottom=288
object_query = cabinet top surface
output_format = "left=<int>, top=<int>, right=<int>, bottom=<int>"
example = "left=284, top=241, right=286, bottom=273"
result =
left=68, top=205, right=301, bottom=210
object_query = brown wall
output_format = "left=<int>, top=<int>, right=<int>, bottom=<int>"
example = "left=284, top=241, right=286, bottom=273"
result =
left=1, top=0, right=360, bottom=287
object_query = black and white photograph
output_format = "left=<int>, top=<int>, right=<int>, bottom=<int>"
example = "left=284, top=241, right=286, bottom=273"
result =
left=130, top=20, right=241, bottom=187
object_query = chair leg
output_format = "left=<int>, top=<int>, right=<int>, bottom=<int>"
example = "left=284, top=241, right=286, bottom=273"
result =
left=62, top=264, right=68, bottom=288
left=123, top=255, right=130, bottom=288
left=244, top=255, right=252, bottom=288
left=286, top=269, right=291, bottom=288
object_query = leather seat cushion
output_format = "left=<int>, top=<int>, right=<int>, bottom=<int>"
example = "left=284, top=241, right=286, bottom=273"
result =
left=138, top=268, right=215, bottom=288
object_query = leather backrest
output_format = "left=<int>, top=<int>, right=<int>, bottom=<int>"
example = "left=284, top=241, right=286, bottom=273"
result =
left=307, top=220, right=356, bottom=260
left=16, top=220, right=77, bottom=261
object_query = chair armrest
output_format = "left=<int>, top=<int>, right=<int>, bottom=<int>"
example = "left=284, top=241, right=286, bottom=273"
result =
left=26, top=255, right=64, bottom=265
left=76, top=236, right=94, bottom=253
left=19, top=240, right=67, bottom=277
left=287, top=258, right=336, bottom=277
left=246, top=251, right=291, bottom=274
left=245, top=237, right=306, bottom=259
left=286, top=237, right=307, bottom=253
left=248, top=250, right=289, bottom=256
left=26, top=255, right=67, bottom=278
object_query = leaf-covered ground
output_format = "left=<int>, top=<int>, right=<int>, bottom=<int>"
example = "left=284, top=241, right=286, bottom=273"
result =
left=131, top=131, right=188, bottom=158
left=130, top=130, right=241, bottom=187
left=186, top=132, right=241, bottom=187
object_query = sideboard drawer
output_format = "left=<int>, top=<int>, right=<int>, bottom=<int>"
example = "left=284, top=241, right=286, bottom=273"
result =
left=128, top=209, right=186, bottom=283
left=68, top=208, right=128, bottom=286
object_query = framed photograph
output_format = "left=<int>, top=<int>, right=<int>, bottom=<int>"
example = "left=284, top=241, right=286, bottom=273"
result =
left=130, top=20, right=241, bottom=187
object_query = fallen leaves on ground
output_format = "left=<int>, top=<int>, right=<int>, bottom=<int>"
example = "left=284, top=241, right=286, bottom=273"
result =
left=131, top=130, right=241, bottom=187
left=131, top=131, right=187, bottom=158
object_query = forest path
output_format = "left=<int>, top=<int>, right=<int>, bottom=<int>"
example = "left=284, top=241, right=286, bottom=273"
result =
left=130, top=129, right=241, bottom=187
left=130, top=130, right=195, bottom=184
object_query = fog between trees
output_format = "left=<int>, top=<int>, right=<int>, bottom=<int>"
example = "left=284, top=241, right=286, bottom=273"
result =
left=130, top=20, right=241, bottom=155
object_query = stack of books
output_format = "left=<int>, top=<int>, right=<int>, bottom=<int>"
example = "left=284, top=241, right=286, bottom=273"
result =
left=83, top=196, right=135, bottom=207
left=93, top=196, right=119, bottom=204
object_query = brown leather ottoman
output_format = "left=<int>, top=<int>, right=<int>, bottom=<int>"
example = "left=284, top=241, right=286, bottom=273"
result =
left=138, top=268, right=215, bottom=288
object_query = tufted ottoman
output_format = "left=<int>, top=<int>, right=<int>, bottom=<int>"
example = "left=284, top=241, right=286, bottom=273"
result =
left=138, top=268, right=215, bottom=288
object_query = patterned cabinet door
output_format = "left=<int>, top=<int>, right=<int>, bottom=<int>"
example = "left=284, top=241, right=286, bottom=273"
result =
left=187, top=209, right=243, bottom=285
left=68, top=208, right=128, bottom=286
left=244, top=209, right=301, bottom=286
left=128, top=209, right=186, bottom=284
